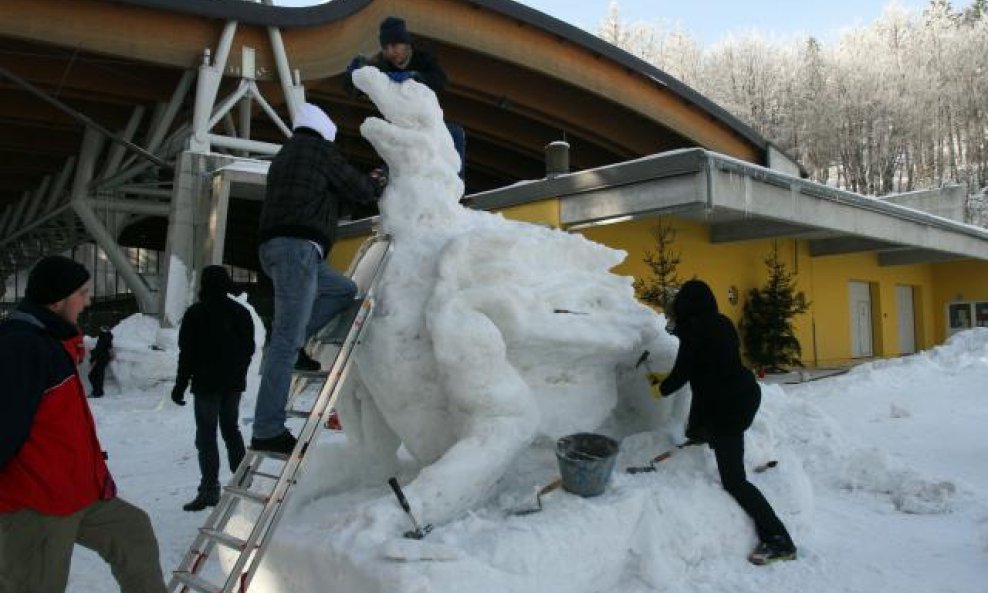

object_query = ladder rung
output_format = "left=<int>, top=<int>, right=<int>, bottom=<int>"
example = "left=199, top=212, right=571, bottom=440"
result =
left=286, top=408, right=310, bottom=418
left=200, top=527, right=250, bottom=551
left=172, top=571, right=221, bottom=593
left=293, top=369, right=329, bottom=380
left=248, top=449, right=289, bottom=462
left=250, top=469, right=282, bottom=480
left=225, top=486, right=269, bottom=504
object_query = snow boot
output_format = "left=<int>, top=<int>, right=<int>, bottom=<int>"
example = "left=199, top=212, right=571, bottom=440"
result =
left=183, top=492, right=219, bottom=512
left=748, top=537, right=797, bottom=565
left=250, top=430, right=297, bottom=455
left=294, top=349, right=321, bottom=372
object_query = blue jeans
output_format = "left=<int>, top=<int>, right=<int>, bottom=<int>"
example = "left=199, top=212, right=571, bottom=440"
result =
left=253, top=237, right=356, bottom=439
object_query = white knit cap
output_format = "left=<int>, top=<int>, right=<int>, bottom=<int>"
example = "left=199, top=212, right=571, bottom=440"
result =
left=292, top=102, right=337, bottom=142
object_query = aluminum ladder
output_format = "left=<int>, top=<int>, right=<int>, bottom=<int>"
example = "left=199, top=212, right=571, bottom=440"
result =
left=167, top=234, right=393, bottom=593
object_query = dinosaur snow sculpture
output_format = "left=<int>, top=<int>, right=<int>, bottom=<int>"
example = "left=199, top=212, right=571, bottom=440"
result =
left=334, top=66, right=665, bottom=529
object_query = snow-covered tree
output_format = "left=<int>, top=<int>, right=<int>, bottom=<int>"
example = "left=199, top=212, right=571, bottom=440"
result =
left=597, top=0, right=988, bottom=207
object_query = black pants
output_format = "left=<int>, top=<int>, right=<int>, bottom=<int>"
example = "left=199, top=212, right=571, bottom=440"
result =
left=193, top=392, right=246, bottom=496
left=709, top=431, right=792, bottom=545
left=88, top=360, right=109, bottom=396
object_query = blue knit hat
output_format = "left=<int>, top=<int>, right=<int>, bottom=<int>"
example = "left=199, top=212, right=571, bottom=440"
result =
left=379, top=16, right=411, bottom=47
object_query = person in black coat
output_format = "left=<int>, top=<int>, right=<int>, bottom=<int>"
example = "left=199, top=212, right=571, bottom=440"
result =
left=87, top=327, right=113, bottom=398
left=659, top=279, right=797, bottom=565
left=171, top=266, right=255, bottom=511
left=344, top=16, right=466, bottom=179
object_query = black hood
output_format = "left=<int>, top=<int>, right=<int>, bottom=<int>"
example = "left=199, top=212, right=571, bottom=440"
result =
left=671, top=279, right=719, bottom=324
left=199, top=265, right=235, bottom=300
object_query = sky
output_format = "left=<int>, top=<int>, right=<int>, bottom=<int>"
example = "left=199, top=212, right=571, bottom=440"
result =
left=273, top=0, right=932, bottom=45
left=64, top=65, right=987, bottom=593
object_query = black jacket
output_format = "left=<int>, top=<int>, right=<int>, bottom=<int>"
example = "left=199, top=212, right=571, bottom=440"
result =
left=345, top=48, right=448, bottom=96
left=258, top=128, right=380, bottom=254
left=176, top=278, right=255, bottom=396
left=90, top=330, right=112, bottom=365
left=660, top=280, right=760, bottom=435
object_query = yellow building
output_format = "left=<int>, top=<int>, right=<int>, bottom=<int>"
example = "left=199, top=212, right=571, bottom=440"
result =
left=335, top=149, right=988, bottom=368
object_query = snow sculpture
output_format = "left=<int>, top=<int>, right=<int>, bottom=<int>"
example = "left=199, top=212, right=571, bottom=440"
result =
left=335, top=66, right=665, bottom=529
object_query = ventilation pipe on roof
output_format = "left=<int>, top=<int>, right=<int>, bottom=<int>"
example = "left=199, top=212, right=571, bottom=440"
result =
left=545, top=140, right=570, bottom=178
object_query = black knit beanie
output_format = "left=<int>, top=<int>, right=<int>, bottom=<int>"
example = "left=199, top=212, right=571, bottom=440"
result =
left=25, top=255, right=91, bottom=305
left=379, top=16, right=411, bottom=47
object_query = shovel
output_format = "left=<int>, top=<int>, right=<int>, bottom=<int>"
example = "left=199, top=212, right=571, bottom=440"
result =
left=510, top=477, right=563, bottom=516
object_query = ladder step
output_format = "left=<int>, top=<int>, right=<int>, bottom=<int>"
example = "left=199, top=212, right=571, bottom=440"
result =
left=200, top=527, right=250, bottom=551
left=224, top=486, right=269, bottom=504
left=293, top=369, right=329, bottom=380
left=250, top=469, right=282, bottom=480
left=172, top=571, right=221, bottom=593
left=286, top=408, right=310, bottom=418
left=248, top=449, right=289, bottom=462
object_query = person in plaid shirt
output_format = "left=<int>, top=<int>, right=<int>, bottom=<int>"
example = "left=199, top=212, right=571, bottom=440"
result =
left=251, top=103, right=386, bottom=454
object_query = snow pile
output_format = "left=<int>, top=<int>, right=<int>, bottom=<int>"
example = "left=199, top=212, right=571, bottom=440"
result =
left=98, top=313, right=178, bottom=393
left=69, top=311, right=988, bottom=591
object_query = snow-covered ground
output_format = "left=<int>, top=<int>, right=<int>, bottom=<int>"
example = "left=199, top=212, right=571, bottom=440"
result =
left=66, top=321, right=988, bottom=593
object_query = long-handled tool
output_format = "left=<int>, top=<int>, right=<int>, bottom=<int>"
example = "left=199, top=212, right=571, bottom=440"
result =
left=388, top=477, right=433, bottom=540
left=510, top=477, right=563, bottom=516
left=626, top=451, right=673, bottom=474
left=625, top=439, right=705, bottom=474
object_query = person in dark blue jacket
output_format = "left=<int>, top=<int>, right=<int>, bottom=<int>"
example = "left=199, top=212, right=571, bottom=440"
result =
left=172, top=266, right=255, bottom=511
left=344, top=16, right=466, bottom=179
left=659, top=279, right=796, bottom=565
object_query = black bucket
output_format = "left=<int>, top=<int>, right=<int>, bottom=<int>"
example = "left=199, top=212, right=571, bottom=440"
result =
left=555, top=433, right=620, bottom=497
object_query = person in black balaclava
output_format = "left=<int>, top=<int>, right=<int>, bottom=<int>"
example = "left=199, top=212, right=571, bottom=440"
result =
left=659, top=279, right=797, bottom=566
left=171, top=266, right=255, bottom=512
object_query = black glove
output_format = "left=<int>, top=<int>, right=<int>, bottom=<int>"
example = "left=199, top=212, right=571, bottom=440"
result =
left=171, top=384, right=187, bottom=406
left=346, top=55, right=369, bottom=74
left=369, top=167, right=388, bottom=191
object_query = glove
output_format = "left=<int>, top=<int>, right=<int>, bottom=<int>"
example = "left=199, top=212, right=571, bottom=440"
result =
left=369, top=167, right=388, bottom=193
left=171, top=384, right=187, bottom=406
left=647, top=371, right=668, bottom=400
left=346, top=55, right=368, bottom=74
left=385, top=70, right=414, bottom=83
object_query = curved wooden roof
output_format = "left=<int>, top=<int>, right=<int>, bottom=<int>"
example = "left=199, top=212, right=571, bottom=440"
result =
left=0, top=0, right=768, bottom=264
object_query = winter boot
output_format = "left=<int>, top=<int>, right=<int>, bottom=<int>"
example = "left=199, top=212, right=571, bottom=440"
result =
left=182, top=492, right=219, bottom=512
left=250, top=430, right=297, bottom=455
left=294, top=349, right=321, bottom=372
left=748, top=536, right=797, bottom=565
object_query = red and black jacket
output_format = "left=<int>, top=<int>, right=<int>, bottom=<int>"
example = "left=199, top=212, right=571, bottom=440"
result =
left=0, top=302, right=115, bottom=515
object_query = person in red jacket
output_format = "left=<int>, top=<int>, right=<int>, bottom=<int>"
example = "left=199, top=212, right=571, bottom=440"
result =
left=0, top=255, right=166, bottom=593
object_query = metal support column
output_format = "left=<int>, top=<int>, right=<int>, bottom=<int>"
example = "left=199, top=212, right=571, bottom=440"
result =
left=70, top=127, right=158, bottom=313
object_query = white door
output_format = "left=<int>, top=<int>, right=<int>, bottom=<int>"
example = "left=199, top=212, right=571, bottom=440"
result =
left=849, top=281, right=873, bottom=358
left=896, top=285, right=916, bottom=355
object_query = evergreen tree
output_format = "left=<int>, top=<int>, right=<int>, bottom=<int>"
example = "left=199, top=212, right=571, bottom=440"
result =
left=633, top=221, right=681, bottom=311
left=740, top=243, right=810, bottom=372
